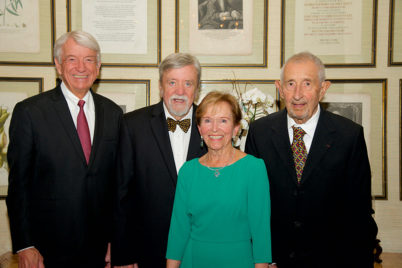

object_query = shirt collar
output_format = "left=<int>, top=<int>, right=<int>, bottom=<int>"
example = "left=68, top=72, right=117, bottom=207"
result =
left=287, top=105, right=321, bottom=137
left=60, top=81, right=91, bottom=104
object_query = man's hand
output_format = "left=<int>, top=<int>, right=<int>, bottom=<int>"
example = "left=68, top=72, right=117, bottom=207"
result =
left=105, top=243, right=111, bottom=268
left=18, top=248, right=44, bottom=268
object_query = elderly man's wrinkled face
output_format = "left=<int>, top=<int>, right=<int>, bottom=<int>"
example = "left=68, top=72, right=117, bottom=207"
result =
left=276, top=60, right=330, bottom=124
left=160, top=65, right=198, bottom=120
left=55, top=38, right=100, bottom=98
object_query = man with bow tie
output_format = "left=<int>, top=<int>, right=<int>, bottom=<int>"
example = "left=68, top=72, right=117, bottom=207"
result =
left=245, top=52, right=378, bottom=268
left=112, top=53, right=207, bottom=268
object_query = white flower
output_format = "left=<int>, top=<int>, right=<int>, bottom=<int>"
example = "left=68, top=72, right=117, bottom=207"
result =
left=242, top=87, right=267, bottom=104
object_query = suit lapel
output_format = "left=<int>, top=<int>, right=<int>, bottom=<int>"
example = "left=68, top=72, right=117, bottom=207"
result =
left=187, top=104, right=205, bottom=160
left=51, top=86, right=87, bottom=165
left=89, top=92, right=104, bottom=167
left=150, top=101, right=178, bottom=184
left=271, top=110, right=298, bottom=185
left=301, top=109, right=336, bottom=184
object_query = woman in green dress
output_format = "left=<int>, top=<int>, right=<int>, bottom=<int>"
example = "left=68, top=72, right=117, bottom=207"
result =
left=166, top=91, right=272, bottom=268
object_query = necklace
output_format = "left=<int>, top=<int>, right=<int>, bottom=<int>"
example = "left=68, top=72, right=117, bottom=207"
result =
left=205, top=149, right=235, bottom=178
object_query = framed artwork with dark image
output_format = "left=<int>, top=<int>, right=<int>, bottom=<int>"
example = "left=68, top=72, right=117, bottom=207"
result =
left=176, top=0, right=268, bottom=67
left=322, top=79, right=387, bottom=199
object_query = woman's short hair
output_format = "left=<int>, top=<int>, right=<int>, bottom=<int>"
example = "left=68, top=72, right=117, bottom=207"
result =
left=196, top=91, right=242, bottom=126
left=54, top=30, right=101, bottom=64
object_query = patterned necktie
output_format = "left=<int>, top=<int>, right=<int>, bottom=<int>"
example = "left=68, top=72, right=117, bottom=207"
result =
left=292, top=126, right=308, bottom=183
left=77, top=100, right=91, bottom=164
left=166, top=117, right=191, bottom=133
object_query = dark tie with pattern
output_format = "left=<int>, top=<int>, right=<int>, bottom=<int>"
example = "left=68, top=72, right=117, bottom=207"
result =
left=292, top=126, right=308, bottom=183
left=166, top=117, right=191, bottom=133
left=77, top=100, right=91, bottom=164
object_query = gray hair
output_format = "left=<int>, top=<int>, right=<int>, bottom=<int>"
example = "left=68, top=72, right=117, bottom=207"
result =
left=280, top=51, right=326, bottom=83
left=54, top=31, right=101, bottom=64
left=159, top=53, right=201, bottom=88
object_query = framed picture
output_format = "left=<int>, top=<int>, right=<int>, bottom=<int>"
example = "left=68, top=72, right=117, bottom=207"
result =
left=56, top=78, right=151, bottom=112
left=0, top=77, right=44, bottom=198
left=0, top=0, right=55, bottom=66
left=92, top=79, right=150, bottom=112
left=67, top=0, right=161, bottom=67
left=199, top=80, right=279, bottom=109
left=281, top=0, right=378, bottom=67
left=321, top=79, right=387, bottom=199
left=400, top=79, right=402, bottom=200
left=176, top=0, right=268, bottom=67
left=389, top=0, right=402, bottom=66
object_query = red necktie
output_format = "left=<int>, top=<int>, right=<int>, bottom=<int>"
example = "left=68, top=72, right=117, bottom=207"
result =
left=77, top=100, right=91, bottom=164
left=292, top=126, right=308, bottom=183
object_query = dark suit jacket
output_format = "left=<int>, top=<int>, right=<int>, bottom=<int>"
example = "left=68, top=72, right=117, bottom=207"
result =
left=6, top=85, right=122, bottom=267
left=112, top=101, right=206, bottom=267
left=246, top=108, right=377, bottom=268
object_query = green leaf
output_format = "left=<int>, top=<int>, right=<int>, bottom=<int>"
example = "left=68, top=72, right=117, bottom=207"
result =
left=6, top=7, right=19, bottom=16
left=16, top=0, right=23, bottom=9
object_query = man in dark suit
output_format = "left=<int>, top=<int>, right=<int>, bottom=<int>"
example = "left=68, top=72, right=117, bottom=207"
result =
left=6, top=31, right=122, bottom=268
left=112, top=53, right=206, bottom=268
left=246, top=52, right=378, bottom=268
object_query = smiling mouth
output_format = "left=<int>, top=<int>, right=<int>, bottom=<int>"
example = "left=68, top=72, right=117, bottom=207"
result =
left=73, top=75, right=88, bottom=79
left=209, top=135, right=223, bottom=140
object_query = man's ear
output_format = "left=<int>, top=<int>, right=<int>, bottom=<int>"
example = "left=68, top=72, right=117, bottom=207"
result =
left=54, top=58, right=62, bottom=75
left=319, top=81, right=331, bottom=101
left=275, top=80, right=284, bottom=99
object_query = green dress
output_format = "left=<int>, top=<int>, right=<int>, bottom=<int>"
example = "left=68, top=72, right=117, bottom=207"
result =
left=166, top=154, right=272, bottom=268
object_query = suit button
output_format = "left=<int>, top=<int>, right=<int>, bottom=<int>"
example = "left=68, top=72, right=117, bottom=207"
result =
left=293, top=189, right=298, bottom=197
left=294, top=221, right=302, bottom=228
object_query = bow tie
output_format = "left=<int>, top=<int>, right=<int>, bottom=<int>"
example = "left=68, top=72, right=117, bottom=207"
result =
left=166, top=117, right=191, bottom=133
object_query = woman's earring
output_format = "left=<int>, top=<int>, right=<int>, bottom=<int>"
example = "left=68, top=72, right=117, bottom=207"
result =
left=200, top=136, right=204, bottom=148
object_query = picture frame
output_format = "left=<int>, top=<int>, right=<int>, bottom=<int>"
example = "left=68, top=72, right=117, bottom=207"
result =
left=388, top=0, right=402, bottom=66
left=198, top=80, right=279, bottom=110
left=321, top=79, right=387, bottom=199
left=67, top=0, right=161, bottom=67
left=0, top=77, right=44, bottom=198
left=281, top=0, right=378, bottom=67
left=91, top=79, right=151, bottom=112
left=0, top=0, right=55, bottom=66
left=56, top=78, right=151, bottom=112
left=400, top=79, right=402, bottom=200
left=176, top=0, right=268, bottom=67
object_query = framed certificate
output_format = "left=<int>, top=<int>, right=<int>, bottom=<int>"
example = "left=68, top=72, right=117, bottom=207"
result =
left=67, top=0, right=161, bottom=67
left=281, top=0, right=378, bottom=67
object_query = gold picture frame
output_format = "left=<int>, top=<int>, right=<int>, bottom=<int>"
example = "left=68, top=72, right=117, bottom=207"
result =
left=67, top=0, right=161, bottom=67
left=0, top=77, right=44, bottom=198
left=281, top=0, right=378, bottom=67
left=91, top=79, right=151, bottom=112
left=322, top=79, right=387, bottom=199
left=0, top=0, right=55, bottom=66
left=199, top=80, right=279, bottom=109
left=388, top=0, right=402, bottom=66
left=176, top=0, right=268, bottom=67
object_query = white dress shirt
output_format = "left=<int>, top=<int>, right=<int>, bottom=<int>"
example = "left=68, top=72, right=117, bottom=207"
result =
left=60, top=82, right=95, bottom=143
left=163, top=104, right=193, bottom=173
left=287, top=106, right=321, bottom=153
